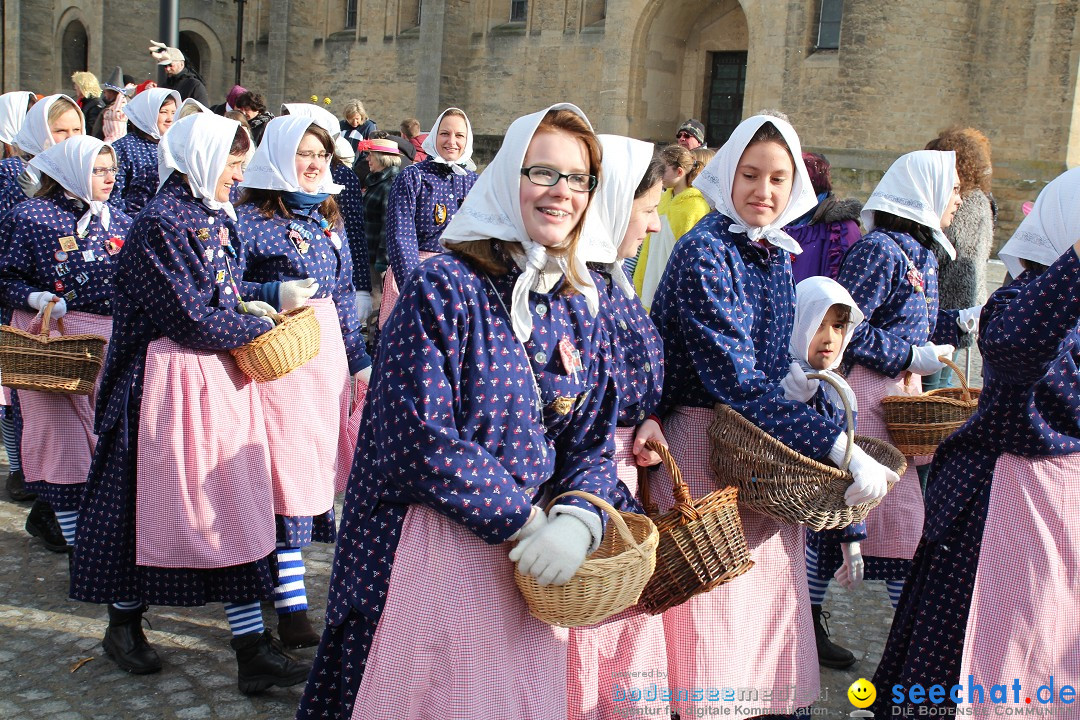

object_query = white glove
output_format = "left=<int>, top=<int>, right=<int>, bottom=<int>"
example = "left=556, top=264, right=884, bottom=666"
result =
left=829, top=434, right=896, bottom=506
left=279, top=278, right=319, bottom=311
left=354, top=291, right=372, bottom=323
left=834, top=541, right=865, bottom=590
left=956, top=305, right=982, bottom=335
left=508, top=506, right=547, bottom=543
left=780, top=362, right=820, bottom=403
left=354, top=366, right=372, bottom=385
left=239, top=300, right=277, bottom=318
left=508, top=513, right=591, bottom=586
left=906, top=343, right=955, bottom=376
left=28, top=291, right=66, bottom=318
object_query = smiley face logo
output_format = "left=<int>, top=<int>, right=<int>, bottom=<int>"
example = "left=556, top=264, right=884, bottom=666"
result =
left=848, top=678, right=876, bottom=708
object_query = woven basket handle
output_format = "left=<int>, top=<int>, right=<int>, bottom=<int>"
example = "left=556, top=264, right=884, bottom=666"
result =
left=545, top=490, right=648, bottom=559
left=806, top=372, right=855, bottom=471
left=939, top=356, right=972, bottom=401
left=40, top=298, right=65, bottom=338
left=638, top=439, right=702, bottom=523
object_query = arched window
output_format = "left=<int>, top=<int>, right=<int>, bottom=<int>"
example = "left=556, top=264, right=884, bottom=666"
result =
left=60, top=20, right=89, bottom=84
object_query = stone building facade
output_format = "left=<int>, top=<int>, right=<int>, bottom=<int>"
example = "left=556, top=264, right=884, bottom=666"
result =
left=3, top=0, right=1079, bottom=247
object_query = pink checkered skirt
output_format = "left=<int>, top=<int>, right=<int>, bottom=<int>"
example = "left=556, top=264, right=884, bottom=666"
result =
left=12, top=310, right=111, bottom=485
left=845, top=365, right=924, bottom=559
left=958, top=452, right=1080, bottom=714
left=353, top=503, right=569, bottom=718
left=566, top=426, right=668, bottom=720
left=377, top=250, right=439, bottom=330
left=344, top=377, right=368, bottom=487
left=258, top=298, right=350, bottom=516
left=654, top=406, right=819, bottom=715
left=134, top=337, right=275, bottom=569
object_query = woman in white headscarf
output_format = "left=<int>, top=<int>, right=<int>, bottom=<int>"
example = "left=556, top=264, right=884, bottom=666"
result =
left=233, top=115, right=371, bottom=649
left=567, top=134, right=669, bottom=719
left=0, top=94, right=83, bottom=217
left=0, top=91, right=36, bottom=174
left=831, top=150, right=968, bottom=613
left=280, top=102, right=373, bottom=323
left=378, top=107, right=479, bottom=329
left=649, top=115, right=896, bottom=717
left=109, top=88, right=179, bottom=215
left=297, top=104, right=621, bottom=719
left=873, top=166, right=1080, bottom=716
left=69, top=113, right=310, bottom=694
left=0, top=136, right=131, bottom=552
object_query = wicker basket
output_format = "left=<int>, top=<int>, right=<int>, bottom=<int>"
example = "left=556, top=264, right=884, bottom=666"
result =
left=709, top=373, right=907, bottom=531
left=636, top=440, right=754, bottom=615
left=230, top=306, right=321, bottom=383
left=881, top=357, right=980, bottom=456
left=514, top=490, right=658, bottom=628
left=0, top=300, right=106, bottom=395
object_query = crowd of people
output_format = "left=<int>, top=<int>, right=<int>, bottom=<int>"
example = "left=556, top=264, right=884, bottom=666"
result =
left=0, top=46, right=1076, bottom=720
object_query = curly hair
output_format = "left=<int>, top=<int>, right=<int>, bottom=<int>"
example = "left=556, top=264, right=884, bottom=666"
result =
left=925, top=127, right=992, bottom=195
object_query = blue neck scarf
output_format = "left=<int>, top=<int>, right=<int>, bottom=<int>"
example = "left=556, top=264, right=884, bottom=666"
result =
left=282, top=190, right=330, bottom=215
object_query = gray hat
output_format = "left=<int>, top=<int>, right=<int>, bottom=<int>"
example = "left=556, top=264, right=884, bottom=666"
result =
left=102, top=66, right=125, bottom=93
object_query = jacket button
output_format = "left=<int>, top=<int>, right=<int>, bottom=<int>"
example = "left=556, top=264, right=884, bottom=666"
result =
left=534, top=351, right=547, bottom=364
left=536, top=303, right=548, bottom=316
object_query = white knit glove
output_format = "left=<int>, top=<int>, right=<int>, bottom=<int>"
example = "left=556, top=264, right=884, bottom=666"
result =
left=239, top=300, right=277, bottom=319
left=508, top=513, right=591, bottom=586
left=780, top=362, right=820, bottom=403
left=508, top=506, right=547, bottom=543
left=834, top=541, right=864, bottom=590
left=906, top=343, right=955, bottom=376
left=279, top=278, right=319, bottom=311
left=829, top=434, right=895, bottom=506
left=28, top=291, right=66, bottom=319
left=354, top=290, right=373, bottom=323
left=956, top=305, right=982, bottom=335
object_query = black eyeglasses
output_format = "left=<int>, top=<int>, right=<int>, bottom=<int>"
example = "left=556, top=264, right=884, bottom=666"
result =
left=676, top=131, right=696, bottom=140
left=520, top=165, right=597, bottom=193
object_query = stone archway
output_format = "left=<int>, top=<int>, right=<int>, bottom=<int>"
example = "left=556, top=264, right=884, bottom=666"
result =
left=60, top=19, right=89, bottom=87
left=177, top=20, right=227, bottom=102
left=179, top=31, right=209, bottom=81
left=628, top=0, right=748, bottom=144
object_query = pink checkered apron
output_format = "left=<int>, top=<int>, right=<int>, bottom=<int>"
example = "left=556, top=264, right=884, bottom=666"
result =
left=958, top=452, right=1080, bottom=716
left=343, top=377, right=368, bottom=490
left=11, top=309, right=111, bottom=485
left=353, top=503, right=569, bottom=718
left=377, top=250, right=439, bottom=330
left=134, top=337, right=275, bottom=569
left=845, top=365, right=924, bottom=559
left=654, top=407, right=819, bottom=715
left=258, top=298, right=350, bottom=516
left=567, top=426, right=668, bottom=720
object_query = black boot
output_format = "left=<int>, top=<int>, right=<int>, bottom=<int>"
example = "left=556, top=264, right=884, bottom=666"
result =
left=25, top=499, right=69, bottom=553
left=812, top=604, right=856, bottom=669
left=102, top=605, right=163, bottom=675
left=231, top=630, right=311, bottom=695
left=6, top=469, right=35, bottom=502
left=277, top=610, right=321, bottom=649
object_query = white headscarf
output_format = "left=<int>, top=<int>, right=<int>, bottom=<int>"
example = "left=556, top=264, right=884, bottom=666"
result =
left=12, top=94, right=84, bottom=157
left=421, top=107, right=477, bottom=174
left=239, top=116, right=343, bottom=194
left=29, top=135, right=115, bottom=234
left=177, top=97, right=211, bottom=120
left=692, top=114, right=817, bottom=254
left=790, top=276, right=864, bottom=413
left=579, top=134, right=655, bottom=299
left=158, top=113, right=242, bottom=219
left=998, top=166, right=1080, bottom=279
left=440, top=103, right=599, bottom=342
left=281, top=103, right=340, bottom=140
left=125, top=88, right=180, bottom=140
left=0, top=91, right=35, bottom=145
left=861, top=150, right=958, bottom=261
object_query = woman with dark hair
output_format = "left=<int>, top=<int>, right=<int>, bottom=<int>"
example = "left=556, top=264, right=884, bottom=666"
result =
left=297, top=104, right=621, bottom=718
left=649, top=115, right=894, bottom=717
left=234, top=115, right=371, bottom=649
left=873, top=166, right=1080, bottom=717
left=786, top=151, right=863, bottom=283
left=110, top=88, right=180, bottom=215
left=568, top=134, right=669, bottom=719
left=233, top=91, right=274, bottom=145
left=69, top=113, right=309, bottom=694
left=0, top=137, right=131, bottom=550
left=378, top=107, right=479, bottom=328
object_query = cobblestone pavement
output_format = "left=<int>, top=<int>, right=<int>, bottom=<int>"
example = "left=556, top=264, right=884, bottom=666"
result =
left=0, top=264, right=1004, bottom=719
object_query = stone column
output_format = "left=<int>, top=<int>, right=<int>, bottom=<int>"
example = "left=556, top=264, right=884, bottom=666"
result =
left=415, top=0, right=445, bottom=125
left=267, top=0, right=290, bottom=110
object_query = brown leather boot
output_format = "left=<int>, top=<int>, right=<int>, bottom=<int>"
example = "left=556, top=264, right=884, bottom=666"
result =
left=276, top=610, right=321, bottom=649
